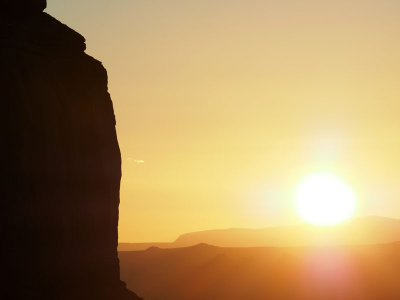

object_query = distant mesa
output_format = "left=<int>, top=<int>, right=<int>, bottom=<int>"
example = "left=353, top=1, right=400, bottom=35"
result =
left=119, top=216, right=400, bottom=251
left=145, top=246, right=162, bottom=253
left=120, top=242, right=173, bottom=251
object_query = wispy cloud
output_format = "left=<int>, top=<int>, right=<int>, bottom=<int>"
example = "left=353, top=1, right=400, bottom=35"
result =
left=127, top=157, right=145, bottom=164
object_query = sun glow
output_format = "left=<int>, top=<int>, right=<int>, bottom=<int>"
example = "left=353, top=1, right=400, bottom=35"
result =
left=294, top=173, right=357, bottom=226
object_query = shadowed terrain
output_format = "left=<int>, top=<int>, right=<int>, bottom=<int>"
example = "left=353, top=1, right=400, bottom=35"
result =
left=119, top=242, right=400, bottom=300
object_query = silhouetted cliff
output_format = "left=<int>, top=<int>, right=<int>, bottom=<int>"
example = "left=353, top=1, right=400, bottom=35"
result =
left=1, top=1, right=142, bottom=299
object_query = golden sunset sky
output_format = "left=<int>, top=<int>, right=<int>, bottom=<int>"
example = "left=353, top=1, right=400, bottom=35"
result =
left=48, top=0, right=400, bottom=242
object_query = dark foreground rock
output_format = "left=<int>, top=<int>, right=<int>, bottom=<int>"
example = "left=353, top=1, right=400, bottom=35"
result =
left=1, top=1, right=142, bottom=299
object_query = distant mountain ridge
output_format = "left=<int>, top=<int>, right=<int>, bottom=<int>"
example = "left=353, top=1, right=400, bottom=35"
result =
left=119, top=216, right=400, bottom=251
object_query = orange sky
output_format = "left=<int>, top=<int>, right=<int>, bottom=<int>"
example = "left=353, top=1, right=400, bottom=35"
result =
left=48, top=0, right=400, bottom=242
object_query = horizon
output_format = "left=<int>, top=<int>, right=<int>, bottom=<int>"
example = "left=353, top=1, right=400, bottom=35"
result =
left=120, top=215, right=399, bottom=244
left=47, top=0, right=400, bottom=242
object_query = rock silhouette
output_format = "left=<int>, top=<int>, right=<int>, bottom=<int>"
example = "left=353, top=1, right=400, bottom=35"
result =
left=1, top=1, right=142, bottom=299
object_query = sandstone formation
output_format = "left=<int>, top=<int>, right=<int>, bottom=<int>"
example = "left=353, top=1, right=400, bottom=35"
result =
left=1, top=1, right=142, bottom=299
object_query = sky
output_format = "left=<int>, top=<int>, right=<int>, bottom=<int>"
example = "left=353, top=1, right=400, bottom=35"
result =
left=47, top=0, right=400, bottom=242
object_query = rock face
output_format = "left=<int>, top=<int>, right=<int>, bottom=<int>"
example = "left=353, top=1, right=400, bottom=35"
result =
left=1, top=1, right=142, bottom=299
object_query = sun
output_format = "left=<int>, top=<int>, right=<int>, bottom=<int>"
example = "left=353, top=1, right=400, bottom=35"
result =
left=294, top=173, right=357, bottom=226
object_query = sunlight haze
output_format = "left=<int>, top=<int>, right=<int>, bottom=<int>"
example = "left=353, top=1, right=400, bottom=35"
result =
left=47, top=0, right=400, bottom=242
